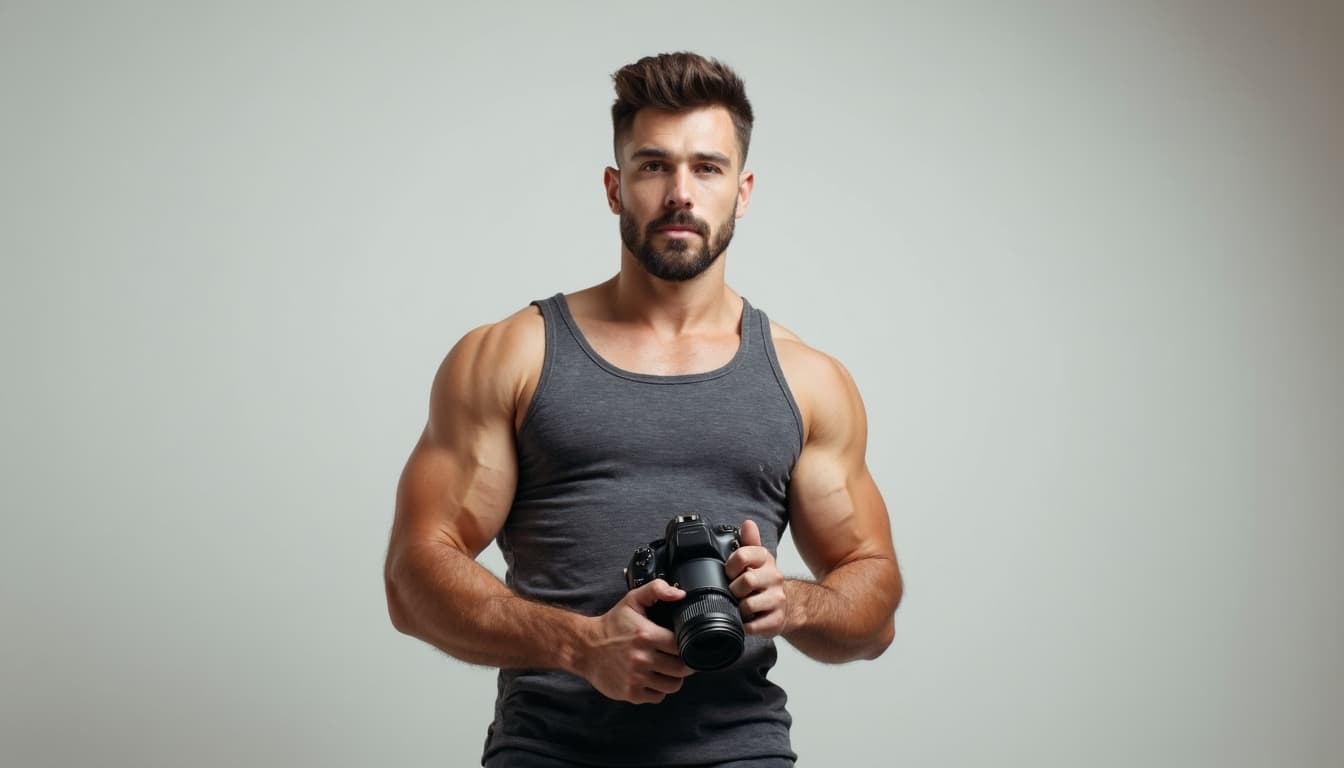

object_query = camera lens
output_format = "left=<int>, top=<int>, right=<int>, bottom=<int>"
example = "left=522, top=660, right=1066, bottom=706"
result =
left=669, top=557, right=745, bottom=671
left=674, top=592, right=745, bottom=671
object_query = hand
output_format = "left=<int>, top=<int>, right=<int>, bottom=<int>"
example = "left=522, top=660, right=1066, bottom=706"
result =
left=726, top=519, right=789, bottom=638
left=576, top=579, right=695, bottom=704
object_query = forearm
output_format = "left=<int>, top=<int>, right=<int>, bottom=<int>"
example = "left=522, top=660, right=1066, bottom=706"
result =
left=782, top=555, right=901, bottom=663
left=385, top=541, right=591, bottom=674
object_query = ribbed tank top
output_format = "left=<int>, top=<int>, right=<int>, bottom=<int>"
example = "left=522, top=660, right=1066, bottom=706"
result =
left=482, top=292, right=804, bottom=767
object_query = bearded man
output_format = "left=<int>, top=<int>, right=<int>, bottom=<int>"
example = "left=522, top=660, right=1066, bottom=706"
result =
left=385, top=51, right=903, bottom=768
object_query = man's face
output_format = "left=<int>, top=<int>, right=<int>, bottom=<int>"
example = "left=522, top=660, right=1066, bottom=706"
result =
left=605, top=106, right=754, bottom=282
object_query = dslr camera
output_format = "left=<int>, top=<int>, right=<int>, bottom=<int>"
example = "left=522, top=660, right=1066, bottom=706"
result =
left=624, top=514, right=745, bottom=671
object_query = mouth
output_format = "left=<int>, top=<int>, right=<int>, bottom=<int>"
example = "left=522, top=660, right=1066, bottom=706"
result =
left=656, top=226, right=701, bottom=237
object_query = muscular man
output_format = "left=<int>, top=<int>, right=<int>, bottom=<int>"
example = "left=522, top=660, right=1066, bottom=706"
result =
left=384, top=52, right=902, bottom=767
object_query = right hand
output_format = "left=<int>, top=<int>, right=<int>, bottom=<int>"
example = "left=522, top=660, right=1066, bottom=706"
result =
left=576, top=579, right=695, bottom=704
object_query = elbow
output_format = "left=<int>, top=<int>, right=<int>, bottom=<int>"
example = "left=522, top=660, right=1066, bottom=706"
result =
left=385, top=581, right=409, bottom=635
left=863, top=575, right=902, bottom=660
left=384, top=554, right=415, bottom=636
left=863, top=616, right=896, bottom=660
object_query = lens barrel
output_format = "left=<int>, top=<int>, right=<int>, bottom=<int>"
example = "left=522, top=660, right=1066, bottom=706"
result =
left=671, top=557, right=745, bottom=671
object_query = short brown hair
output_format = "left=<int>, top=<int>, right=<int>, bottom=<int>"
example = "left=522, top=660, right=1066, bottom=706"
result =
left=610, top=52, right=754, bottom=167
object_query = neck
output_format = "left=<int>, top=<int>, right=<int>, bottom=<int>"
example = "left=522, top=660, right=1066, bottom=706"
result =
left=607, top=249, right=738, bottom=334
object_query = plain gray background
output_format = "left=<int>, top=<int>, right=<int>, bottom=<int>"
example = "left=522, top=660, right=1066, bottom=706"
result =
left=2, top=1, right=1341, bottom=766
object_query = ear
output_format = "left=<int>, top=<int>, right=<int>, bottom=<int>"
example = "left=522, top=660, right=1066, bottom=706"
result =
left=603, top=166, right=622, bottom=214
left=735, top=169, right=755, bottom=219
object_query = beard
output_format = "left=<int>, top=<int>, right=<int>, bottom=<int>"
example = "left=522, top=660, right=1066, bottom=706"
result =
left=620, top=204, right=737, bottom=282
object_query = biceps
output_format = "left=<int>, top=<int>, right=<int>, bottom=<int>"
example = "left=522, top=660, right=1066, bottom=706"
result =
left=392, top=425, right=518, bottom=558
left=788, top=451, right=892, bottom=580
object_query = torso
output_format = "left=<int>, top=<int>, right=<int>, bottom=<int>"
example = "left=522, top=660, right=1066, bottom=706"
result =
left=486, top=288, right=802, bottom=766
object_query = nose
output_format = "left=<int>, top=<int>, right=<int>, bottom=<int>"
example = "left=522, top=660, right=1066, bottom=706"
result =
left=665, top=166, right=693, bottom=210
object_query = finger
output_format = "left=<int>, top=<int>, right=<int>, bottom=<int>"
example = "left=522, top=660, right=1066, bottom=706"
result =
left=645, top=625, right=682, bottom=657
left=738, top=592, right=779, bottom=620
left=740, top=519, right=763, bottom=547
left=643, top=671, right=687, bottom=695
left=648, top=651, right=696, bottom=680
left=743, top=611, right=785, bottom=636
left=637, top=687, right=671, bottom=704
left=730, top=569, right=764, bottom=599
left=725, top=546, right=766, bottom=578
left=627, top=578, right=686, bottom=609
left=629, top=688, right=666, bottom=705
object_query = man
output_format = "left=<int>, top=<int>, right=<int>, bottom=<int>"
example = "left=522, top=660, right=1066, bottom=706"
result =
left=384, top=52, right=902, bottom=767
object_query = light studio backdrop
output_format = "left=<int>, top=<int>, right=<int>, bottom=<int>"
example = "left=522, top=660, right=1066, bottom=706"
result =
left=2, top=2, right=1341, bottom=766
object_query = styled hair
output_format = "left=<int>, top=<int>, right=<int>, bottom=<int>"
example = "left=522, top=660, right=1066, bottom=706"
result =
left=611, top=52, right=754, bottom=167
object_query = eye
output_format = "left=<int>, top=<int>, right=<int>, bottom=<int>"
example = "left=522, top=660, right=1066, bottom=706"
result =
left=696, top=164, right=723, bottom=174
left=639, top=161, right=667, bottom=172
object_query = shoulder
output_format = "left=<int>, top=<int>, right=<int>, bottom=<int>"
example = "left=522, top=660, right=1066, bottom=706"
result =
left=767, top=320, right=865, bottom=446
left=430, top=304, right=546, bottom=426
left=767, top=319, right=853, bottom=394
left=452, top=304, right=545, bottom=369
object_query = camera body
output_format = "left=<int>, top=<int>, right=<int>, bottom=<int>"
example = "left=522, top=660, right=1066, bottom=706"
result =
left=625, top=514, right=745, bottom=671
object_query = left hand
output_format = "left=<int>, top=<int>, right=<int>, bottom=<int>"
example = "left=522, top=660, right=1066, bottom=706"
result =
left=725, top=519, right=789, bottom=638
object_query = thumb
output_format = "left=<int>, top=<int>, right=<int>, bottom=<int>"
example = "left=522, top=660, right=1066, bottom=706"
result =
left=740, top=519, right=763, bottom=547
left=627, top=578, right=685, bottom=610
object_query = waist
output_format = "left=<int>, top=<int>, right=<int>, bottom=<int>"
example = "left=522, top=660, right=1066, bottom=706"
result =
left=485, top=645, right=793, bottom=766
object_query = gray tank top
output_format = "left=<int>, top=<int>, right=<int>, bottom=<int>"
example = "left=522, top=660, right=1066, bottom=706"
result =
left=482, top=293, right=804, bottom=766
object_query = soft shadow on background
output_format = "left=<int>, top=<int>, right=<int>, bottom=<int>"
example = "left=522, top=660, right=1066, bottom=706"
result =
left=2, top=2, right=1341, bottom=766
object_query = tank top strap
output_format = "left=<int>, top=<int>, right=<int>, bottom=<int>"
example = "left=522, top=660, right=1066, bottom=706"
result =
left=517, top=294, right=572, bottom=436
left=745, top=301, right=806, bottom=450
left=530, top=293, right=569, bottom=349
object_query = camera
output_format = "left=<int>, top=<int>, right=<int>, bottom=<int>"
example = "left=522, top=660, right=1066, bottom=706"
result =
left=624, top=514, right=745, bottom=671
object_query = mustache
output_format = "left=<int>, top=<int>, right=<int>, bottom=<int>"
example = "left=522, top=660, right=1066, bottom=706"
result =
left=647, top=211, right=709, bottom=237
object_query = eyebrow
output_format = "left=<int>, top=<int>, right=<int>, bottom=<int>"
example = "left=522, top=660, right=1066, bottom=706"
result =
left=629, top=147, right=733, bottom=167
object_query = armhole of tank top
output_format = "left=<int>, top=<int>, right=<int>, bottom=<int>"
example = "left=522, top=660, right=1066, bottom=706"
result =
left=515, top=297, right=557, bottom=438
left=758, top=309, right=806, bottom=454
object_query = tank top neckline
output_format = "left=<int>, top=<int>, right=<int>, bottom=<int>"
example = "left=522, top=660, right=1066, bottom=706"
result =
left=550, top=292, right=753, bottom=385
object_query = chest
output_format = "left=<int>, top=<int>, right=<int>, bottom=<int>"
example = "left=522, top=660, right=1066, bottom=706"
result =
left=514, top=365, right=801, bottom=513
left=579, top=323, right=741, bottom=377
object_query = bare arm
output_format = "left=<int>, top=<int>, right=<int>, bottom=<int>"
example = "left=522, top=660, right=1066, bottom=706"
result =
left=384, top=313, right=577, bottom=667
left=383, top=310, right=693, bottom=702
left=725, top=332, right=902, bottom=663
left=782, top=352, right=902, bottom=662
